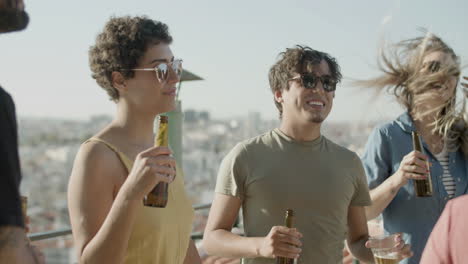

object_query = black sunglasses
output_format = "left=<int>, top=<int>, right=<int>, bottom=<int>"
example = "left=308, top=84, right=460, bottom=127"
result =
left=290, top=73, right=337, bottom=92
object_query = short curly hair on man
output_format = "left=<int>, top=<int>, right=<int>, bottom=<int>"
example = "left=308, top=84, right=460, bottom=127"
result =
left=89, top=16, right=173, bottom=101
left=268, top=45, right=342, bottom=118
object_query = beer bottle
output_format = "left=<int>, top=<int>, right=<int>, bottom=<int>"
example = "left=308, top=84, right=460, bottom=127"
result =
left=21, top=195, right=28, bottom=225
left=143, top=115, right=170, bottom=207
left=412, top=131, right=433, bottom=197
left=277, top=209, right=295, bottom=264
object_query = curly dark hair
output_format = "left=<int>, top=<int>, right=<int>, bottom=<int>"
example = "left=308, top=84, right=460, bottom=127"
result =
left=268, top=45, right=342, bottom=118
left=89, top=16, right=173, bottom=101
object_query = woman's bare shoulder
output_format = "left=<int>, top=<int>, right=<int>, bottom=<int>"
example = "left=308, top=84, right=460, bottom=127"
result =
left=70, top=138, right=127, bottom=191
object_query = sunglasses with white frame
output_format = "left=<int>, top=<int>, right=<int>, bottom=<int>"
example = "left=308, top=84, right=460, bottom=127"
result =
left=130, top=59, right=183, bottom=81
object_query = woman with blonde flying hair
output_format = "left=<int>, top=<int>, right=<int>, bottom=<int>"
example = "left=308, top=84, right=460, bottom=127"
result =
left=360, top=32, right=468, bottom=264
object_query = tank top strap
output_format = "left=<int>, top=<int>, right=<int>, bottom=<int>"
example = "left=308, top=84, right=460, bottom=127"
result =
left=84, top=137, right=133, bottom=172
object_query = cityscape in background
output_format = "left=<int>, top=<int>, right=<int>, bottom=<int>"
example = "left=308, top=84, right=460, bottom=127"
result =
left=18, top=110, right=385, bottom=263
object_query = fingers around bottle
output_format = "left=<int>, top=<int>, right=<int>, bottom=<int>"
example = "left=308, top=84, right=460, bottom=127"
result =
left=403, top=156, right=429, bottom=171
left=152, top=164, right=176, bottom=175
left=272, top=226, right=303, bottom=238
left=407, top=151, right=428, bottom=161
left=402, top=164, right=427, bottom=175
left=275, top=243, right=302, bottom=256
left=275, top=233, right=302, bottom=248
left=153, top=172, right=173, bottom=184
left=151, top=167, right=176, bottom=182
left=405, top=172, right=428, bottom=180
left=140, top=146, right=172, bottom=157
left=272, top=249, right=300, bottom=259
left=152, top=155, right=176, bottom=168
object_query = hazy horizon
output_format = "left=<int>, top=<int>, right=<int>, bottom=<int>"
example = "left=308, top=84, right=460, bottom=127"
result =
left=1, top=0, right=466, bottom=123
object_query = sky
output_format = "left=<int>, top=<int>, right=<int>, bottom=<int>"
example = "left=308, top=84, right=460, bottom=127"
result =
left=1, top=0, right=467, bottom=122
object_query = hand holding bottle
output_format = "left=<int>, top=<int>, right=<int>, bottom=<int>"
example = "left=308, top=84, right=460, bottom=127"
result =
left=393, top=150, right=429, bottom=187
left=122, top=146, right=176, bottom=201
left=257, top=226, right=302, bottom=259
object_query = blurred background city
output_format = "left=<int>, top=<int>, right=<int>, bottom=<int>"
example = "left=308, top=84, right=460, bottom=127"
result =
left=18, top=111, right=381, bottom=263
left=2, top=0, right=467, bottom=263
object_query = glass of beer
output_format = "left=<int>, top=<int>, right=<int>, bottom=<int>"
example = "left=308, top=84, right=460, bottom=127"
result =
left=368, top=234, right=400, bottom=264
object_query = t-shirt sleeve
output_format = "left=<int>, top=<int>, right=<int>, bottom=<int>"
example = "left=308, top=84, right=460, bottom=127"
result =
left=350, top=153, right=372, bottom=207
left=361, top=127, right=391, bottom=190
left=419, top=199, right=452, bottom=264
left=0, top=87, right=24, bottom=227
left=214, top=143, right=249, bottom=199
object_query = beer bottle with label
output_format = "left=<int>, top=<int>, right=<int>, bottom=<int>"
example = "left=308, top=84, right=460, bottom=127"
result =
left=412, top=131, right=433, bottom=197
left=277, top=209, right=295, bottom=264
left=143, top=115, right=169, bottom=207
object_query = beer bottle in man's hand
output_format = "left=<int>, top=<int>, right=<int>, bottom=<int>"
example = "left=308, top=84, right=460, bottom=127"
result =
left=277, top=209, right=295, bottom=264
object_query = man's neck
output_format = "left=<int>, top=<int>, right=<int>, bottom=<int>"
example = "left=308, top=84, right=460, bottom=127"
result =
left=278, top=120, right=321, bottom=142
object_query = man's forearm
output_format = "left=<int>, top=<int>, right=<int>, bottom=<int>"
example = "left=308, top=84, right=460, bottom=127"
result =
left=0, top=226, right=38, bottom=263
left=203, top=230, right=261, bottom=258
left=348, top=235, right=374, bottom=263
left=183, top=239, right=201, bottom=264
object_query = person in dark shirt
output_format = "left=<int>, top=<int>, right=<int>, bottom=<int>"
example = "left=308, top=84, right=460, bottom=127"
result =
left=0, top=0, right=44, bottom=263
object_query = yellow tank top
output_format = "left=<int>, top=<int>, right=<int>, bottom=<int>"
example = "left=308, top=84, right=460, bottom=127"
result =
left=86, top=138, right=195, bottom=264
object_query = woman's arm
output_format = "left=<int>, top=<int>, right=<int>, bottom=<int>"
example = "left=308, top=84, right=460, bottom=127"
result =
left=68, top=142, right=175, bottom=264
left=365, top=151, right=429, bottom=220
left=362, top=128, right=429, bottom=220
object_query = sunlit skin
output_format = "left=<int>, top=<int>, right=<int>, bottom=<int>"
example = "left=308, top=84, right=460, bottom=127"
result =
left=68, top=41, right=201, bottom=263
left=276, top=60, right=335, bottom=141
left=118, top=43, right=178, bottom=119
left=365, top=50, right=468, bottom=261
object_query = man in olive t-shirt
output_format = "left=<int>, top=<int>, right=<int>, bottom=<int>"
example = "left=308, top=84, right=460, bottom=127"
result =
left=202, top=46, right=412, bottom=263
left=214, top=129, right=371, bottom=263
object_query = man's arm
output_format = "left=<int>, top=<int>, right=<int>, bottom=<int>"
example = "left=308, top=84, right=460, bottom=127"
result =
left=183, top=239, right=201, bottom=264
left=202, top=193, right=261, bottom=258
left=202, top=193, right=301, bottom=259
left=348, top=206, right=413, bottom=263
left=0, top=226, right=43, bottom=263
left=346, top=206, right=375, bottom=263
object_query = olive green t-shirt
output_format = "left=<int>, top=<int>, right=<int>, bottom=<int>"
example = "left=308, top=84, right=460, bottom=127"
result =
left=215, top=129, right=371, bottom=264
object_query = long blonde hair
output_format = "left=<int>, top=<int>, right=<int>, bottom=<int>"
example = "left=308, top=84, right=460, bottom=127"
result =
left=358, top=32, right=468, bottom=156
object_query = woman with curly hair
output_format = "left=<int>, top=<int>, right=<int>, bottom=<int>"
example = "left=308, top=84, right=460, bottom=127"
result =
left=67, top=16, right=200, bottom=264
left=360, top=32, right=468, bottom=264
